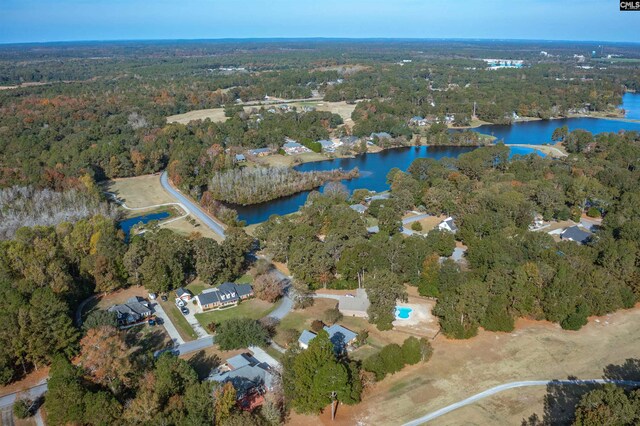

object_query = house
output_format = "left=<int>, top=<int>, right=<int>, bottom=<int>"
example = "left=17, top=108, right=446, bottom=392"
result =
left=350, top=204, right=367, bottom=214
left=560, top=226, right=592, bottom=244
left=208, top=352, right=274, bottom=410
left=368, top=132, right=392, bottom=141
left=338, top=288, right=370, bottom=318
left=176, top=287, right=193, bottom=302
left=234, top=154, right=246, bottom=163
left=247, top=148, right=272, bottom=157
left=438, top=216, right=458, bottom=233
left=282, top=140, right=311, bottom=155
left=364, top=192, right=391, bottom=203
left=196, top=282, right=254, bottom=311
left=298, top=324, right=358, bottom=352
left=317, top=139, right=335, bottom=152
left=302, top=106, right=316, bottom=112
left=108, top=297, right=152, bottom=326
left=409, top=116, right=428, bottom=126
left=340, top=135, right=360, bottom=146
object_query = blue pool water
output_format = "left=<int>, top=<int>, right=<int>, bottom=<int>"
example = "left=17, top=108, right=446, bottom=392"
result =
left=119, top=211, right=171, bottom=236
left=395, top=306, right=413, bottom=320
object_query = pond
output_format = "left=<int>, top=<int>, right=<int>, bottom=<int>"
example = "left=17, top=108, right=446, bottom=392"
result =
left=234, top=93, right=640, bottom=225
left=119, top=211, right=171, bottom=237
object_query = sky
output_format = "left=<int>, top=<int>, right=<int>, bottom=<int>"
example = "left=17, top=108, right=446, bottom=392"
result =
left=1, top=0, right=639, bottom=44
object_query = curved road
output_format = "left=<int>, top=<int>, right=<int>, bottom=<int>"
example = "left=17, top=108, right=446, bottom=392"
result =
left=403, top=379, right=640, bottom=425
left=159, top=172, right=226, bottom=239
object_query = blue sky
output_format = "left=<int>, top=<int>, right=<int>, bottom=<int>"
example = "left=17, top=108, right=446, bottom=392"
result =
left=1, top=0, right=638, bottom=44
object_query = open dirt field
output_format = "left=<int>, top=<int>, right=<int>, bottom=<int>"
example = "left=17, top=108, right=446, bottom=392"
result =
left=167, top=108, right=228, bottom=124
left=288, top=305, right=640, bottom=426
left=102, top=174, right=222, bottom=241
left=166, top=100, right=357, bottom=125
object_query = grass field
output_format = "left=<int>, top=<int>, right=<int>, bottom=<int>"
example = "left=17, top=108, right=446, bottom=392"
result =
left=102, top=174, right=222, bottom=241
left=289, top=305, right=640, bottom=425
left=195, top=298, right=276, bottom=327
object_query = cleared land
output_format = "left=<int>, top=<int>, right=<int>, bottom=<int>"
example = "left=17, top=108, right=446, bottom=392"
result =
left=167, top=100, right=357, bottom=125
left=288, top=305, right=640, bottom=426
left=102, top=174, right=222, bottom=241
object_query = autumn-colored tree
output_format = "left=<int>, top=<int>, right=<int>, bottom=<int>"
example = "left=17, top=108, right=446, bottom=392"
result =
left=79, top=326, right=132, bottom=394
left=214, top=382, right=237, bottom=423
left=253, top=272, right=284, bottom=302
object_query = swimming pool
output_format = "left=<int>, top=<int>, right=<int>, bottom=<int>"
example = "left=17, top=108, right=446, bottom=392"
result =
left=395, top=306, right=413, bottom=320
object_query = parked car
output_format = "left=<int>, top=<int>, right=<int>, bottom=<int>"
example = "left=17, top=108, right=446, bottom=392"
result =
left=161, top=295, right=168, bottom=302
left=148, top=318, right=156, bottom=326
left=149, top=293, right=157, bottom=300
left=176, top=299, right=185, bottom=307
left=181, top=307, right=189, bottom=315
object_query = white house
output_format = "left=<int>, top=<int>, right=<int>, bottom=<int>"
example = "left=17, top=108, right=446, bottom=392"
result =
left=438, top=217, right=458, bottom=233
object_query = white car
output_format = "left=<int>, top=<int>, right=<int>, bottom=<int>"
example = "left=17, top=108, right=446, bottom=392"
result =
left=175, top=299, right=185, bottom=307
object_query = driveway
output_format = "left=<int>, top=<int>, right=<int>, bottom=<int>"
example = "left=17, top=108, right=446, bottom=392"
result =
left=181, top=303, right=210, bottom=338
left=152, top=302, right=185, bottom=346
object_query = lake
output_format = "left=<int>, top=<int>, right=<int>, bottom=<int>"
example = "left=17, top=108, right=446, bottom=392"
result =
left=119, top=211, right=171, bottom=236
left=235, top=93, right=640, bottom=225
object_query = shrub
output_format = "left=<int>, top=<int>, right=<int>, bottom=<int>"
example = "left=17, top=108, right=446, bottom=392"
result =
left=355, top=329, right=369, bottom=347
left=362, top=354, right=387, bottom=381
left=411, top=221, right=423, bottom=232
left=206, top=322, right=217, bottom=333
left=13, top=399, right=32, bottom=419
left=555, top=206, right=571, bottom=221
left=418, top=338, right=434, bottom=362
left=586, top=207, right=601, bottom=218
left=279, top=328, right=300, bottom=348
left=379, top=344, right=404, bottom=375
left=216, top=318, right=269, bottom=350
left=323, top=307, right=343, bottom=325
left=310, top=320, right=325, bottom=333
left=561, top=304, right=590, bottom=331
left=401, top=337, right=422, bottom=365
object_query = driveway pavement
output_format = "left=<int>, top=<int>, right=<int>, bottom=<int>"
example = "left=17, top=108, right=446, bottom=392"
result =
left=152, top=302, right=185, bottom=346
left=181, top=303, right=210, bottom=338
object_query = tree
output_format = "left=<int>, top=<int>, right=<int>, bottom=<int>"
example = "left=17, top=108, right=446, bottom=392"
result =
left=419, top=253, right=441, bottom=297
left=401, top=337, right=423, bottom=365
left=79, top=326, right=133, bottom=395
left=83, top=391, right=122, bottom=425
left=323, top=307, right=343, bottom=325
left=193, top=238, right=224, bottom=285
left=44, top=356, right=86, bottom=426
left=216, top=318, right=269, bottom=350
left=140, top=229, right=193, bottom=293
left=13, top=398, right=33, bottom=419
left=214, top=382, right=237, bottom=424
left=154, top=353, right=198, bottom=405
left=253, top=272, right=284, bottom=302
left=183, top=381, right=215, bottom=425
left=366, top=269, right=407, bottom=330
left=284, top=330, right=361, bottom=414
left=82, top=309, right=118, bottom=331
left=573, top=384, right=638, bottom=426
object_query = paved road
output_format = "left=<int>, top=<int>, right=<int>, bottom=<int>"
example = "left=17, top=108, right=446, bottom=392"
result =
left=402, top=379, right=640, bottom=425
left=74, top=294, right=97, bottom=327
left=160, top=172, right=226, bottom=239
left=0, top=382, right=48, bottom=410
left=152, top=302, right=185, bottom=346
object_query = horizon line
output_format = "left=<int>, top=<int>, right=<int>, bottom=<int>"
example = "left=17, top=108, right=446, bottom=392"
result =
left=2, top=36, right=640, bottom=47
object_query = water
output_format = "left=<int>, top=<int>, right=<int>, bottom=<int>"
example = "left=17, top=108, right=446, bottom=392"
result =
left=473, top=116, right=640, bottom=146
left=119, top=211, right=170, bottom=236
left=395, top=306, right=413, bottom=320
left=622, top=92, right=640, bottom=120
left=234, top=93, right=640, bottom=224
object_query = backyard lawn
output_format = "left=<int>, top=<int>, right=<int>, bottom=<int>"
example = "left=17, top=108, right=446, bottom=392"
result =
left=195, top=298, right=275, bottom=327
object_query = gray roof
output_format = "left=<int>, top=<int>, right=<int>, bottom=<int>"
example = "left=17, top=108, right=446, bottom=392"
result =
left=197, top=282, right=253, bottom=306
left=283, top=141, right=303, bottom=148
left=350, top=204, right=367, bottom=213
left=340, top=136, right=359, bottom=144
left=443, top=218, right=458, bottom=231
left=298, top=324, right=357, bottom=352
left=176, top=287, right=192, bottom=298
left=226, top=353, right=260, bottom=370
left=339, top=288, right=370, bottom=313
left=370, top=132, right=392, bottom=139
left=248, top=148, right=271, bottom=155
left=108, top=298, right=152, bottom=322
left=298, top=330, right=317, bottom=347
left=235, top=154, right=246, bottom=161
left=561, top=226, right=592, bottom=244
left=317, top=140, right=334, bottom=148
left=410, top=116, right=424, bottom=121
left=209, top=364, right=272, bottom=398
